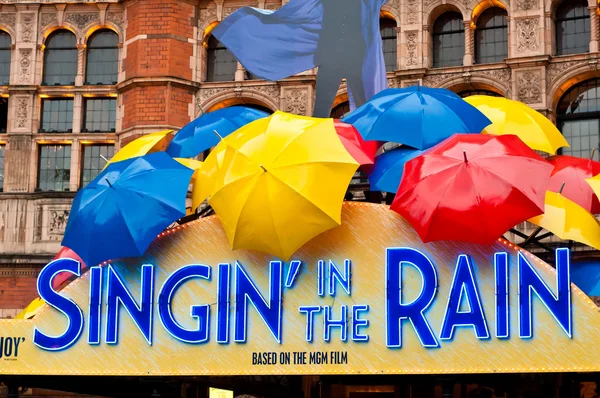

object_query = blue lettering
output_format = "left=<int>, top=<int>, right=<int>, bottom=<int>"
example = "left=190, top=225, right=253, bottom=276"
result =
left=33, top=258, right=84, bottom=351
left=88, top=266, right=102, bottom=345
left=494, top=252, right=509, bottom=339
left=158, top=265, right=211, bottom=344
left=323, top=305, right=348, bottom=342
left=299, top=305, right=321, bottom=342
left=217, top=263, right=231, bottom=344
left=352, top=305, right=369, bottom=342
left=328, top=260, right=351, bottom=296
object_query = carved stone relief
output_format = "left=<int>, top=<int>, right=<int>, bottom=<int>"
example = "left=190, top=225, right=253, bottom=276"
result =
left=33, top=205, right=71, bottom=242
left=516, top=18, right=539, bottom=53
left=387, top=0, right=400, bottom=11
left=64, top=12, right=98, bottom=30
left=547, top=61, right=580, bottom=89
left=16, top=97, right=28, bottom=129
left=388, top=77, right=401, bottom=88
left=106, top=12, right=123, bottom=29
left=517, top=0, right=537, bottom=10
left=406, top=31, right=418, bottom=66
left=517, top=70, right=541, bottom=104
left=200, top=8, right=218, bottom=23
left=223, top=7, right=238, bottom=18
left=40, top=13, right=57, bottom=30
left=20, top=13, right=34, bottom=43
left=48, top=209, right=69, bottom=237
left=283, top=88, right=308, bottom=115
left=19, top=49, right=31, bottom=83
left=405, top=0, right=417, bottom=24
left=0, top=13, right=15, bottom=30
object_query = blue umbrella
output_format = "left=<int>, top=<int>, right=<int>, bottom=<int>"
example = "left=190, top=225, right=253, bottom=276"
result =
left=62, top=152, right=194, bottom=267
left=369, top=146, right=424, bottom=193
left=570, top=258, right=600, bottom=296
left=342, top=86, right=491, bottom=150
left=166, top=106, right=270, bottom=158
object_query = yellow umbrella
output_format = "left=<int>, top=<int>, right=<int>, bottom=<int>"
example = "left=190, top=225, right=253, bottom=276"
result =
left=175, top=158, right=203, bottom=182
left=15, top=297, right=45, bottom=320
left=103, top=130, right=174, bottom=168
left=201, top=111, right=358, bottom=259
left=586, top=174, right=600, bottom=200
left=528, top=191, right=600, bottom=250
left=464, top=95, right=569, bottom=154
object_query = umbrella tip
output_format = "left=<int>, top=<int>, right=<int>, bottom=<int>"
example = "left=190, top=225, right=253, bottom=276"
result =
left=260, top=164, right=267, bottom=172
left=592, top=148, right=597, bottom=160
left=213, top=129, right=223, bottom=140
left=560, top=182, right=565, bottom=194
left=105, top=177, right=112, bottom=188
left=463, top=150, right=468, bottom=163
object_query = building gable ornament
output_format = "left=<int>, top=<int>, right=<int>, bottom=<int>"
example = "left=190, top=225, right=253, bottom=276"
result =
left=516, top=18, right=539, bottom=53
left=0, top=13, right=15, bottom=30
left=20, top=13, right=34, bottom=43
left=517, top=70, right=541, bottom=104
left=64, top=12, right=99, bottom=30
left=19, top=49, right=31, bottom=83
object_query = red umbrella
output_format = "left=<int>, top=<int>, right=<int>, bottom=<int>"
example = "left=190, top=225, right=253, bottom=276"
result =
left=51, top=247, right=86, bottom=289
left=547, top=155, right=600, bottom=214
left=391, top=134, right=553, bottom=245
left=334, top=119, right=380, bottom=166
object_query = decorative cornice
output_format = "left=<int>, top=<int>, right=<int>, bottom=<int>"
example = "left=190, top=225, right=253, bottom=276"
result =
left=116, top=77, right=201, bottom=93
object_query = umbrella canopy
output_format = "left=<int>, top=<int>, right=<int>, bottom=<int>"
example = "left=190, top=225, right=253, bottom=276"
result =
left=14, top=297, right=45, bottom=320
left=569, top=258, right=600, bottom=296
left=203, top=111, right=358, bottom=259
left=174, top=158, right=203, bottom=182
left=333, top=119, right=379, bottom=165
left=529, top=191, right=600, bottom=251
left=166, top=106, right=270, bottom=158
left=391, top=134, right=553, bottom=244
left=464, top=95, right=569, bottom=154
left=51, top=247, right=86, bottom=289
left=63, top=152, right=194, bottom=267
left=547, top=155, right=600, bottom=214
left=369, top=146, right=424, bottom=193
left=342, top=86, right=491, bottom=149
left=586, top=173, right=600, bottom=202
left=104, top=130, right=173, bottom=169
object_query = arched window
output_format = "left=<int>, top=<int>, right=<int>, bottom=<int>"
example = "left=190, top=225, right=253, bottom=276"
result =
left=206, top=35, right=237, bottom=82
left=557, top=79, right=600, bottom=158
left=0, top=31, right=11, bottom=85
left=432, top=12, right=464, bottom=68
left=458, top=89, right=502, bottom=98
left=330, top=102, right=350, bottom=119
left=86, top=30, right=119, bottom=85
left=43, top=31, right=77, bottom=86
left=475, top=8, right=508, bottom=64
left=556, top=0, right=590, bottom=56
left=380, top=18, right=397, bottom=72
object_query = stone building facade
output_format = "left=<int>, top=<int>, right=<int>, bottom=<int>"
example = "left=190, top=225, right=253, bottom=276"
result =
left=0, top=0, right=599, bottom=319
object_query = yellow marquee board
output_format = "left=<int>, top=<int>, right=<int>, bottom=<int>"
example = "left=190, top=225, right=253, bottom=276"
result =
left=1, top=203, right=599, bottom=376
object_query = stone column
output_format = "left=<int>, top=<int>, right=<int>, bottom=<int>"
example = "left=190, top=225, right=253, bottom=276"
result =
left=76, top=44, right=86, bottom=86
left=589, top=6, right=599, bottom=53
left=235, top=61, right=245, bottom=81
left=463, top=20, right=473, bottom=66
left=72, top=93, right=82, bottom=134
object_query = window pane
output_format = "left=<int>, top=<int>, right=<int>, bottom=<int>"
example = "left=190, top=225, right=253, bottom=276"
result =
left=556, top=0, right=590, bottom=55
left=0, top=144, right=4, bottom=191
left=206, top=35, right=237, bottom=82
left=37, top=144, right=71, bottom=191
left=43, top=31, right=77, bottom=85
left=0, top=32, right=11, bottom=85
left=85, top=30, right=119, bottom=85
left=475, top=8, right=508, bottom=64
left=41, top=99, right=73, bottom=132
left=80, top=144, right=114, bottom=187
left=560, top=119, right=599, bottom=159
left=380, top=19, right=397, bottom=72
left=83, top=98, right=116, bottom=132
left=433, top=13, right=464, bottom=68
left=557, top=78, right=600, bottom=116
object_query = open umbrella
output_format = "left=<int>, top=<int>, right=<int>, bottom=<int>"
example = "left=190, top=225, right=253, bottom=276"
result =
left=529, top=191, right=600, bottom=251
left=202, top=111, right=358, bottom=259
left=334, top=119, right=379, bottom=165
left=63, top=152, right=194, bottom=267
left=166, top=106, right=270, bottom=158
left=391, top=134, right=553, bottom=244
left=104, top=130, right=174, bottom=169
left=342, top=86, right=491, bottom=149
left=464, top=95, right=569, bottom=154
left=547, top=155, right=600, bottom=214
left=368, top=146, right=424, bottom=193
left=586, top=173, right=600, bottom=202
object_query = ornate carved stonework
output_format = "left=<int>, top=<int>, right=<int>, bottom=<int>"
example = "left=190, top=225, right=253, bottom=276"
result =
left=200, top=8, right=217, bottom=22
left=517, top=70, right=541, bottom=104
left=223, top=7, right=238, bottom=18
left=423, top=0, right=436, bottom=9
left=387, top=0, right=400, bottom=11
left=283, top=89, right=308, bottom=115
left=48, top=209, right=69, bottom=237
left=517, top=0, right=537, bottom=10
left=516, top=18, right=539, bottom=53
left=423, top=72, right=462, bottom=87
left=547, top=61, right=580, bottom=89
left=65, top=12, right=98, bottom=30
left=19, top=49, right=31, bottom=83
left=106, top=12, right=123, bottom=29
left=16, top=97, right=28, bottom=129
left=20, top=13, right=34, bottom=43
left=40, top=13, right=57, bottom=29
left=387, top=77, right=401, bottom=88
left=476, top=68, right=511, bottom=86
left=406, top=31, right=418, bottom=66
left=253, top=84, right=280, bottom=99
left=0, top=13, right=15, bottom=30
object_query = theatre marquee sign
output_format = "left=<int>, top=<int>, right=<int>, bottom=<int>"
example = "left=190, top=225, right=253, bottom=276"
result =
left=1, top=204, right=599, bottom=376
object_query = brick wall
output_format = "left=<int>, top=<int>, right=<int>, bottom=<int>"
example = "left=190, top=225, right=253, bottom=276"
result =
left=0, top=272, right=38, bottom=316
